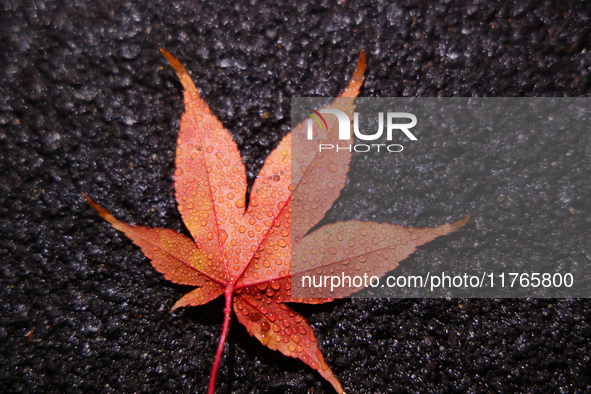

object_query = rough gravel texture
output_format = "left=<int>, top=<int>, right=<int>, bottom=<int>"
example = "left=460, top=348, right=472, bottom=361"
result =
left=1, top=1, right=591, bottom=393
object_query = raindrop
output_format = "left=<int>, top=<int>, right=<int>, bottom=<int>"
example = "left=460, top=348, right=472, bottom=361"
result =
left=219, top=229, right=228, bottom=245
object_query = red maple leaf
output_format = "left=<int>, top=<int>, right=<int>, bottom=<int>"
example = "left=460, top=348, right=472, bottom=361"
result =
left=85, top=49, right=470, bottom=393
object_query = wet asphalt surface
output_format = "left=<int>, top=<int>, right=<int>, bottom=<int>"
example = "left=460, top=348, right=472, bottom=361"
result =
left=1, top=1, right=591, bottom=393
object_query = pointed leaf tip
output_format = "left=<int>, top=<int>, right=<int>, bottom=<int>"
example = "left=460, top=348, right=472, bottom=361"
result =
left=451, top=213, right=472, bottom=230
left=340, top=50, right=366, bottom=98
left=159, top=48, right=199, bottom=98
left=170, top=284, right=225, bottom=311
left=355, top=50, right=366, bottom=79
left=159, top=48, right=187, bottom=76
left=82, top=192, right=118, bottom=225
left=433, top=213, right=472, bottom=237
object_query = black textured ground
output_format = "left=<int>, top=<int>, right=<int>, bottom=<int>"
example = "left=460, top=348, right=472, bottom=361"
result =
left=1, top=1, right=591, bottom=393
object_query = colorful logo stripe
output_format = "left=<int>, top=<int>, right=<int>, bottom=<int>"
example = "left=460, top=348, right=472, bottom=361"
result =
left=304, top=107, right=328, bottom=131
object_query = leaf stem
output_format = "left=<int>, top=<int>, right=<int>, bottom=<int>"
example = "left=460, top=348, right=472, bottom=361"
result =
left=207, top=283, right=234, bottom=394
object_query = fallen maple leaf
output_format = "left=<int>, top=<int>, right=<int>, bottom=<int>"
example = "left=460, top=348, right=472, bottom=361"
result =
left=84, top=49, right=470, bottom=393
